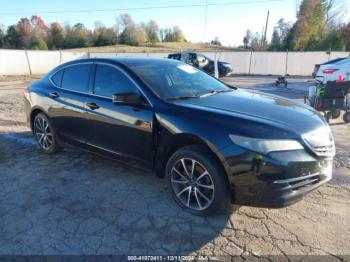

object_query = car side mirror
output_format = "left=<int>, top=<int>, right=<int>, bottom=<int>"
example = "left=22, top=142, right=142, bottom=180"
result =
left=112, top=92, right=145, bottom=106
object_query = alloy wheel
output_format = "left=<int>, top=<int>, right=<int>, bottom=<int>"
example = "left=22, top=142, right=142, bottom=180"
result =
left=34, top=116, right=53, bottom=150
left=170, top=158, right=215, bottom=211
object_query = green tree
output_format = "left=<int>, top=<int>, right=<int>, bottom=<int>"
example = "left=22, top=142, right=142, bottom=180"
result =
left=284, top=0, right=348, bottom=51
left=145, top=20, right=159, bottom=44
left=317, top=30, right=346, bottom=50
left=211, top=37, right=221, bottom=46
left=243, top=30, right=252, bottom=48
left=269, top=29, right=281, bottom=51
left=118, top=14, right=148, bottom=46
left=0, top=26, right=4, bottom=48
left=30, top=35, right=48, bottom=50
left=92, top=22, right=117, bottom=46
left=163, top=26, right=185, bottom=42
left=48, top=22, right=65, bottom=49
left=269, top=19, right=292, bottom=51
left=340, top=23, right=350, bottom=51
left=172, top=26, right=185, bottom=42
left=5, top=25, right=22, bottom=48
left=64, top=23, right=90, bottom=48
left=16, top=16, right=48, bottom=49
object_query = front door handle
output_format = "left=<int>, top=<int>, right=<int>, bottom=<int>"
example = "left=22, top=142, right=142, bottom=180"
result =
left=49, top=92, right=59, bottom=98
left=86, top=102, right=99, bottom=110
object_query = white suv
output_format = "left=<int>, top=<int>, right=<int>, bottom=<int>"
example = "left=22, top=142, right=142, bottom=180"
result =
left=315, top=58, right=350, bottom=84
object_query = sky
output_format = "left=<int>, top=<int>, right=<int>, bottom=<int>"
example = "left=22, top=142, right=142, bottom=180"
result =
left=0, top=0, right=349, bottom=46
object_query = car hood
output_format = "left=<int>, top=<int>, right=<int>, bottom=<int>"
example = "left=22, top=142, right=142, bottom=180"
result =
left=174, top=89, right=327, bottom=135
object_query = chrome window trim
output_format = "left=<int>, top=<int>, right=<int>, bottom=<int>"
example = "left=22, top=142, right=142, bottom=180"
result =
left=49, top=61, right=153, bottom=107
left=93, top=62, right=153, bottom=107
left=49, top=62, right=94, bottom=94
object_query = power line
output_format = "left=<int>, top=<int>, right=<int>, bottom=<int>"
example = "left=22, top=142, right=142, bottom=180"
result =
left=0, top=0, right=284, bottom=16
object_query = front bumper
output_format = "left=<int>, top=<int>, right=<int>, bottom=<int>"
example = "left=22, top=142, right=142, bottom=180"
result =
left=220, top=145, right=333, bottom=208
left=23, top=93, right=32, bottom=129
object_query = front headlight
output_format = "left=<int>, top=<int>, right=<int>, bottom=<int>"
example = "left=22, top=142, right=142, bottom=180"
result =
left=229, top=135, right=304, bottom=155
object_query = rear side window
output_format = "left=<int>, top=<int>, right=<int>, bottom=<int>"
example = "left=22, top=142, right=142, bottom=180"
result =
left=61, top=64, right=92, bottom=93
left=94, top=64, right=138, bottom=98
left=51, top=70, right=63, bottom=87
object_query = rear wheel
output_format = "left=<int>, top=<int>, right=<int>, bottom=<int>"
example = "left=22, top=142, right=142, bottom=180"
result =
left=343, top=112, right=350, bottom=123
left=166, top=145, right=229, bottom=216
left=331, top=109, right=341, bottom=119
left=33, top=113, right=60, bottom=154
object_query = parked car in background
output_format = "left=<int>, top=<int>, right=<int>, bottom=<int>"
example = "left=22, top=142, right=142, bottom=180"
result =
left=25, top=57, right=334, bottom=215
left=168, top=52, right=232, bottom=77
left=314, top=57, right=350, bottom=83
left=313, top=57, right=349, bottom=77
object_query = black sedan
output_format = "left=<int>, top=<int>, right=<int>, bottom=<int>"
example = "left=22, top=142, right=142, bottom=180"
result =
left=24, top=57, right=335, bottom=215
left=168, top=52, right=232, bottom=77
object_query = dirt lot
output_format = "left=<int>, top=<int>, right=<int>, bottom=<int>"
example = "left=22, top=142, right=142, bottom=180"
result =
left=0, top=75, right=349, bottom=259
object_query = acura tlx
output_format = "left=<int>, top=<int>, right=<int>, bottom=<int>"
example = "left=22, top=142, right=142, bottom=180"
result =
left=24, top=57, right=335, bottom=215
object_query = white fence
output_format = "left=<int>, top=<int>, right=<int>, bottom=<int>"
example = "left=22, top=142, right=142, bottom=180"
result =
left=0, top=49, right=348, bottom=76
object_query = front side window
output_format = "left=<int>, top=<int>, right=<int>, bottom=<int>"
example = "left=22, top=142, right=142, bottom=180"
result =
left=61, top=64, right=92, bottom=93
left=94, top=64, right=138, bottom=98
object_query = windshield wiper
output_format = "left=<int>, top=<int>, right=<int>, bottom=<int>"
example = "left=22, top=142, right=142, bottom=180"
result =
left=166, top=89, right=232, bottom=101
left=166, top=95, right=200, bottom=101
left=199, top=89, right=232, bottom=97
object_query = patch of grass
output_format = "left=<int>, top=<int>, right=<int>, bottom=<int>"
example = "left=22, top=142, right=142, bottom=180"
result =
left=65, top=42, right=245, bottom=53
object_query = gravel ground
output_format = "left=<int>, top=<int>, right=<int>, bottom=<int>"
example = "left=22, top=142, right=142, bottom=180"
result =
left=0, top=76, right=349, bottom=259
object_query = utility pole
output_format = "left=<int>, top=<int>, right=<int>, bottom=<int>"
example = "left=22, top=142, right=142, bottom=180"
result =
left=262, top=10, right=270, bottom=49
left=295, top=0, right=300, bottom=17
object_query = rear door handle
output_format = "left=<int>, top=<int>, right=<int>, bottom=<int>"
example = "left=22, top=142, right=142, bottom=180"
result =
left=49, top=92, right=59, bottom=98
left=86, top=102, right=99, bottom=110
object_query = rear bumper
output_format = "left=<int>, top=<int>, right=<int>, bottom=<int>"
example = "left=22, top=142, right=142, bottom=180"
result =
left=220, top=145, right=333, bottom=208
left=220, top=67, right=232, bottom=77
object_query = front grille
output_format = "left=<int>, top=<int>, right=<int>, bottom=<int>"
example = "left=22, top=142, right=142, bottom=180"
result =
left=287, top=175, right=321, bottom=191
left=302, top=127, right=335, bottom=157
left=312, top=144, right=334, bottom=156
left=272, top=172, right=325, bottom=192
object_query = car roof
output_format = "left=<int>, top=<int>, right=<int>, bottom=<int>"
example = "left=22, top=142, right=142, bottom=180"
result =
left=168, top=52, right=202, bottom=55
left=60, top=57, right=181, bottom=68
left=324, top=57, right=349, bottom=65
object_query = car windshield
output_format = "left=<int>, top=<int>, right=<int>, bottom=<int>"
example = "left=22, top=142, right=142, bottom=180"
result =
left=128, top=60, right=231, bottom=100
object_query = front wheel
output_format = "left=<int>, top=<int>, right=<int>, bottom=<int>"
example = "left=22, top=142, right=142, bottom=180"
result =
left=166, top=145, right=229, bottom=216
left=33, top=113, right=61, bottom=154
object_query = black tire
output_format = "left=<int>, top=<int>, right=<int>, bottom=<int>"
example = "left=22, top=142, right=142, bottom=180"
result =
left=343, top=112, right=350, bottom=123
left=33, top=113, right=61, bottom=154
left=331, top=110, right=341, bottom=119
left=165, top=145, right=229, bottom=216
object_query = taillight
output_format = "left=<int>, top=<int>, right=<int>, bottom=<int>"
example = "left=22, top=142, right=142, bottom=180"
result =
left=323, top=69, right=339, bottom=74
